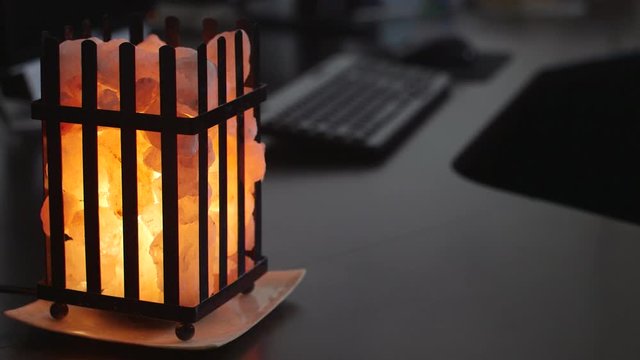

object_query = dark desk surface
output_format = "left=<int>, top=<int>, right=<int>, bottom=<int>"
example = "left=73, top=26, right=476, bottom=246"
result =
left=2, top=12, right=640, bottom=359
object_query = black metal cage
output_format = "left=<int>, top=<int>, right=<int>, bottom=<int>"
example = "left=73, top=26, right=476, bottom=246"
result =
left=31, top=16, right=267, bottom=340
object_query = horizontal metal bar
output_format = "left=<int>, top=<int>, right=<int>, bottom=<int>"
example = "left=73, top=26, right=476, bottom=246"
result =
left=193, top=257, right=267, bottom=320
left=31, top=85, right=267, bottom=134
left=196, top=85, right=266, bottom=130
left=36, top=258, right=268, bottom=323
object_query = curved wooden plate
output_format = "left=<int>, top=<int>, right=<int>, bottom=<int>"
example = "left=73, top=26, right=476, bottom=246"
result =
left=4, top=269, right=305, bottom=350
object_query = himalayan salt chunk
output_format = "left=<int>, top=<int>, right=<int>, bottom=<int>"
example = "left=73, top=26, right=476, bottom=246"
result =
left=97, top=206, right=125, bottom=297
left=178, top=177, right=198, bottom=199
left=139, top=203, right=163, bottom=239
left=59, top=38, right=103, bottom=108
left=40, top=196, right=50, bottom=237
left=245, top=216, right=255, bottom=251
left=59, top=40, right=82, bottom=107
left=62, top=190, right=81, bottom=231
left=246, top=139, right=266, bottom=182
left=135, top=36, right=163, bottom=81
left=178, top=221, right=199, bottom=306
left=98, top=88, right=120, bottom=110
left=244, top=108, right=258, bottom=140
left=66, top=211, right=85, bottom=244
left=143, top=146, right=162, bottom=172
left=137, top=34, right=165, bottom=52
left=177, top=134, right=198, bottom=156
left=149, top=231, right=164, bottom=290
left=175, top=47, right=218, bottom=115
left=97, top=38, right=126, bottom=92
left=175, top=47, right=198, bottom=115
left=60, top=124, right=84, bottom=200
left=178, top=195, right=199, bottom=224
left=136, top=77, right=160, bottom=114
left=206, top=30, right=251, bottom=102
left=65, top=211, right=88, bottom=291
left=177, top=152, right=197, bottom=170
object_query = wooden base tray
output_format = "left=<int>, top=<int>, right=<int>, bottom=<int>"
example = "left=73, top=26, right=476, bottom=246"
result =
left=4, top=269, right=305, bottom=350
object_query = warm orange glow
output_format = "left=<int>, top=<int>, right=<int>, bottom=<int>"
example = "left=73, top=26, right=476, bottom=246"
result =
left=40, top=32, right=265, bottom=306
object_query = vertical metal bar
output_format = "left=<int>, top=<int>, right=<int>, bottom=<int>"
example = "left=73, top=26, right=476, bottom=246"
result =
left=160, top=45, right=179, bottom=305
left=129, top=14, right=144, bottom=45
left=250, top=23, right=262, bottom=259
left=81, top=40, right=101, bottom=294
left=102, top=14, right=112, bottom=42
left=235, top=30, right=246, bottom=275
left=197, top=43, right=209, bottom=300
left=42, top=34, right=65, bottom=289
left=217, top=37, right=228, bottom=288
left=202, top=18, right=217, bottom=43
left=165, top=16, right=180, bottom=48
left=119, top=42, right=139, bottom=300
left=236, top=19, right=250, bottom=31
left=64, top=25, right=74, bottom=40
left=81, top=19, right=91, bottom=39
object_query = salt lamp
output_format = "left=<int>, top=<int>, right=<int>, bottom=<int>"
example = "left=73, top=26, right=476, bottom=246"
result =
left=24, top=16, right=273, bottom=341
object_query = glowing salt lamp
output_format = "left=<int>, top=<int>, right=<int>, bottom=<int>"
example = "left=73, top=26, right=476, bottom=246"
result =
left=32, top=16, right=268, bottom=341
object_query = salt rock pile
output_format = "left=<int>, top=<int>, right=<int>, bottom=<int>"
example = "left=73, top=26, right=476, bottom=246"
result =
left=40, top=31, right=265, bottom=306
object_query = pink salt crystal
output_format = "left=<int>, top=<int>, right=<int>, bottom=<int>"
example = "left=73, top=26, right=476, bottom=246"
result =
left=60, top=125, right=85, bottom=200
left=177, top=151, right=198, bottom=169
left=59, top=39, right=83, bottom=107
left=137, top=34, right=166, bottom=52
left=178, top=175, right=198, bottom=199
left=98, top=88, right=119, bottom=110
left=175, top=46, right=218, bottom=114
left=97, top=38, right=126, bottom=92
left=62, top=190, right=81, bottom=231
left=206, top=30, right=251, bottom=102
left=143, top=146, right=162, bottom=172
left=175, top=47, right=198, bottom=98
left=65, top=210, right=88, bottom=291
left=178, top=196, right=199, bottom=224
left=40, top=196, right=50, bottom=237
left=149, top=232, right=164, bottom=290
left=98, top=206, right=124, bottom=297
left=136, top=77, right=160, bottom=114
left=208, top=136, right=215, bottom=164
left=135, top=51, right=161, bottom=91
left=227, top=116, right=237, bottom=136
left=97, top=128, right=124, bottom=213
left=66, top=211, right=85, bottom=245
left=59, top=38, right=104, bottom=108
left=244, top=105, right=258, bottom=139
left=135, top=47, right=160, bottom=83
left=178, top=221, right=200, bottom=306
left=246, top=139, right=266, bottom=181
left=177, top=147, right=199, bottom=199
left=134, top=35, right=165, bottom=100
left=178, top=135, right=198, bottom=155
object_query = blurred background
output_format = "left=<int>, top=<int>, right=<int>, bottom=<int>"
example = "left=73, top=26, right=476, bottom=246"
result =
left=3, top=0, right=640, bottom=359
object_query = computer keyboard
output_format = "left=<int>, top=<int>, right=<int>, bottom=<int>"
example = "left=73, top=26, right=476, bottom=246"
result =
left=262, top=52, right=451, bottom=155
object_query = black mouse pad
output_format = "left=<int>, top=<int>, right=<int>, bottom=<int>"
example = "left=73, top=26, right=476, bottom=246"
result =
left=445, top=51, right=510, bottom=81
left=405, top=51, right=510, bottom=81
left=453, top=53, right=640, bottom=225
